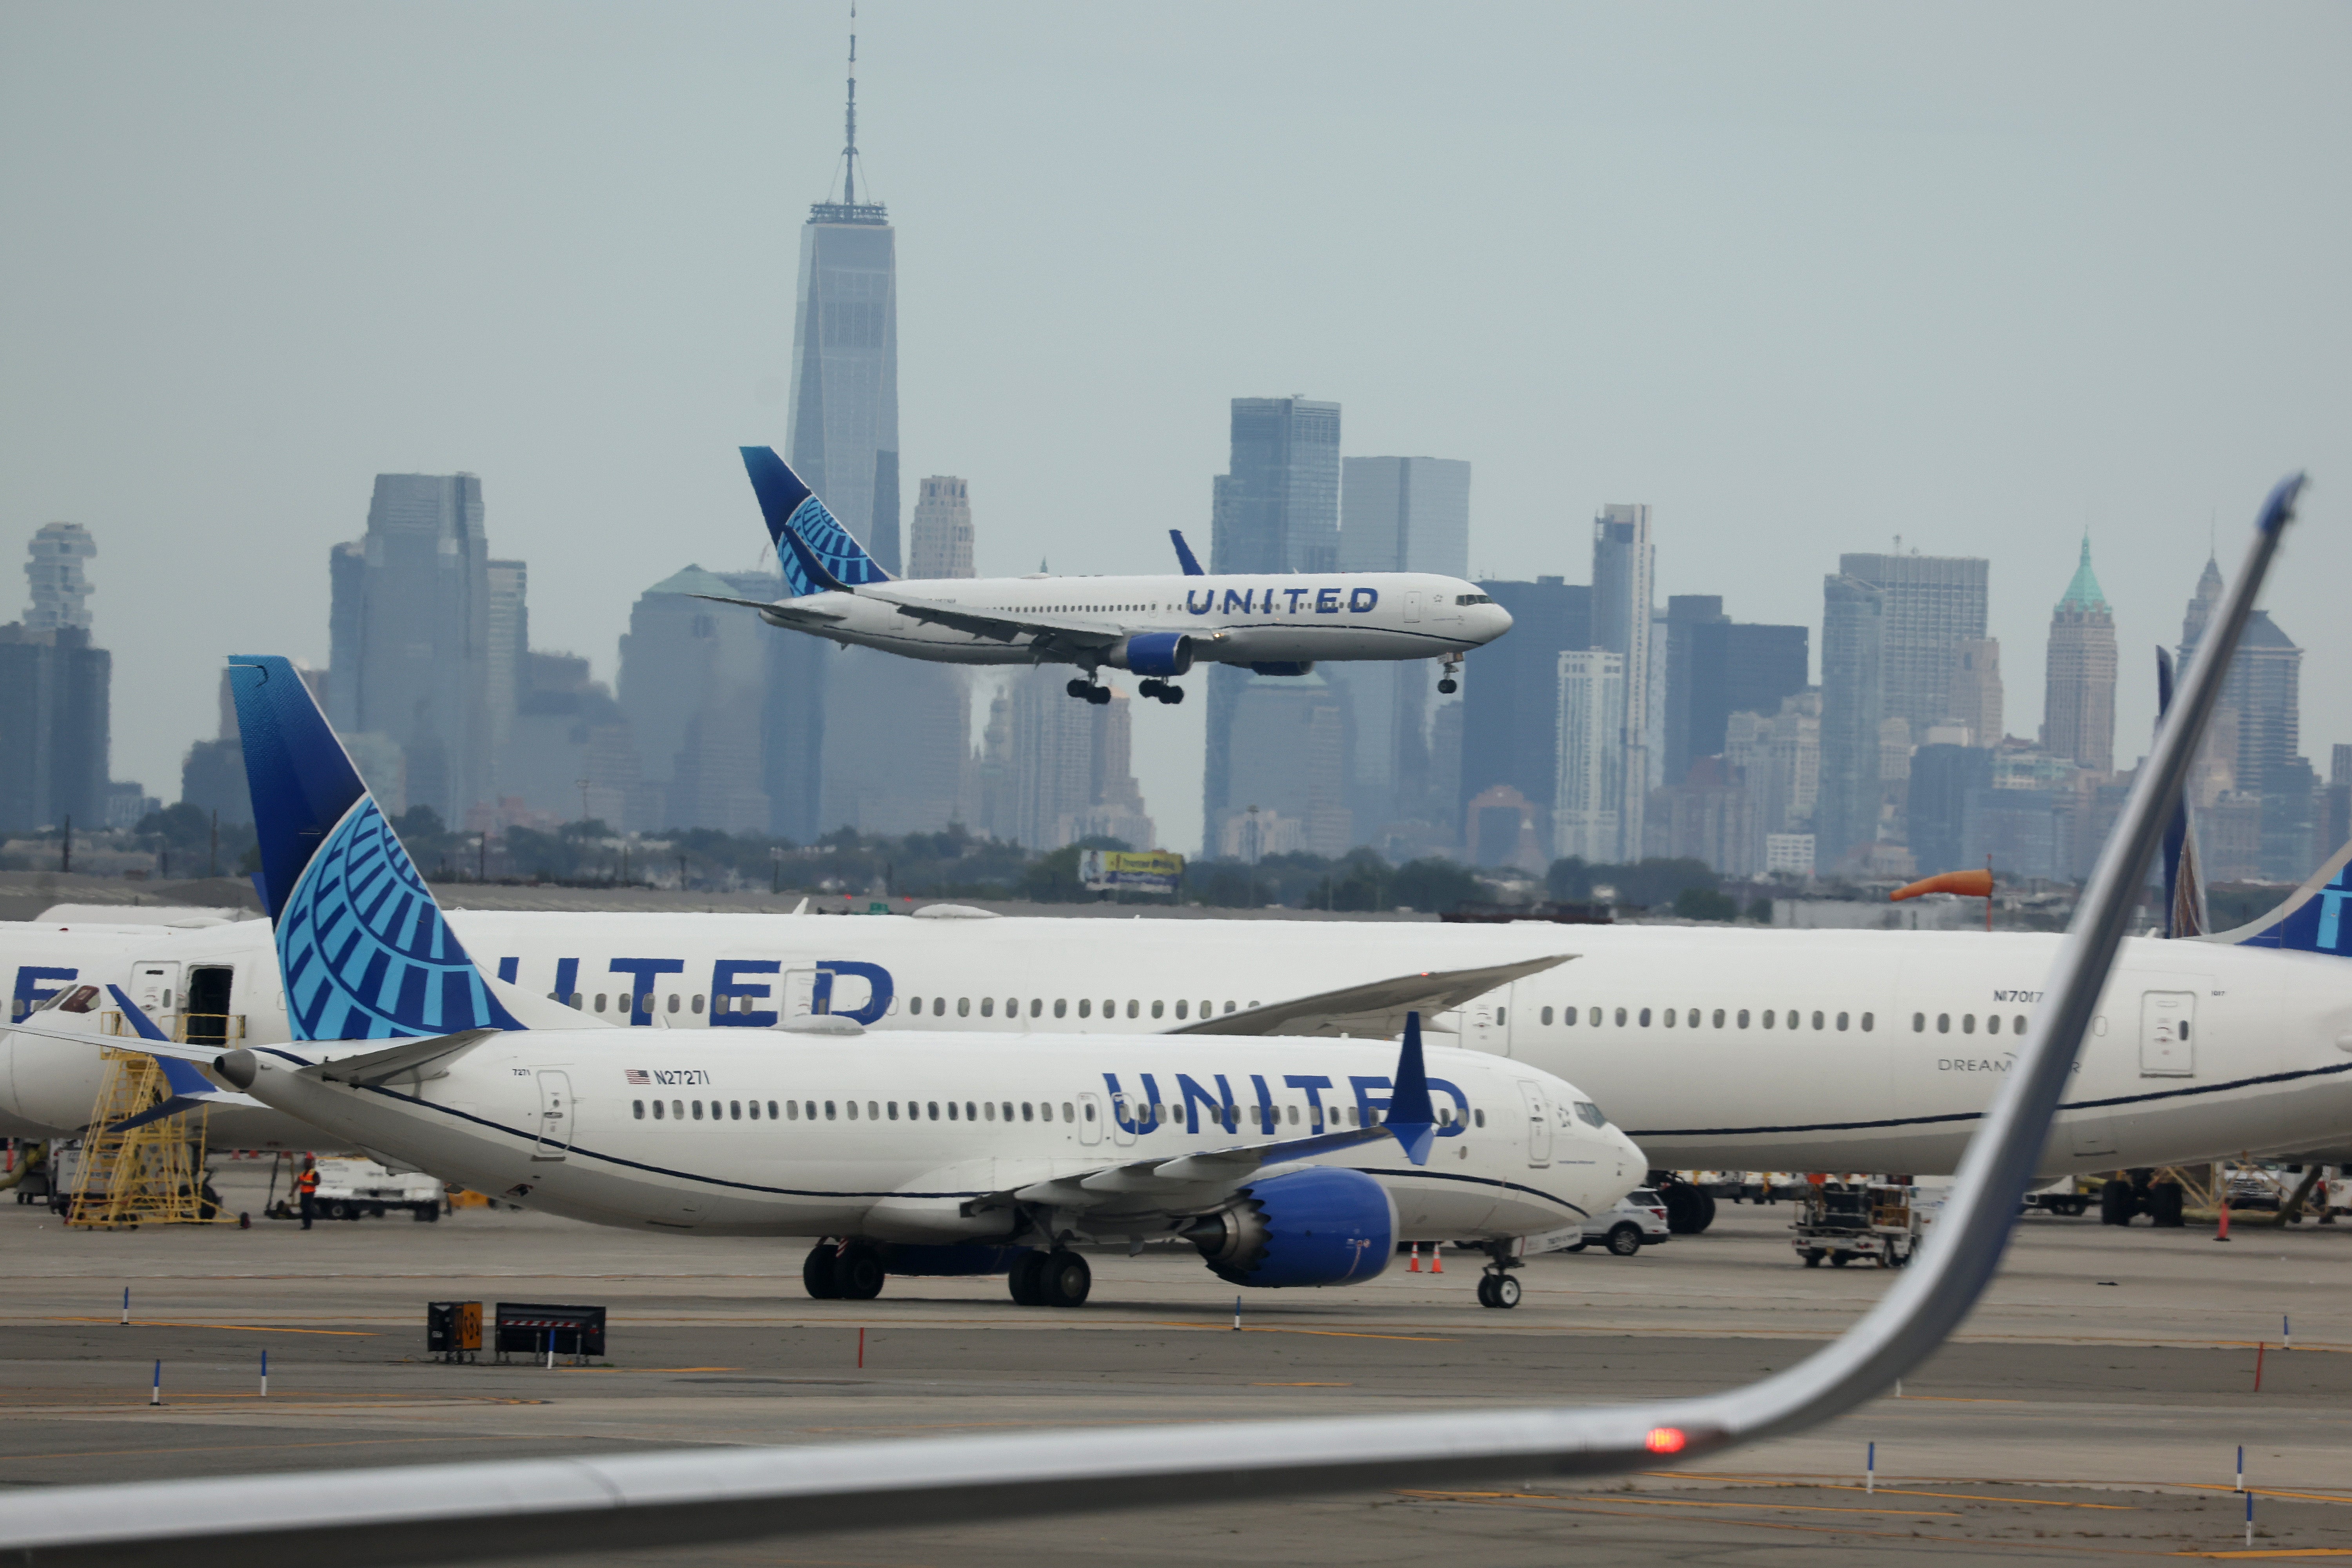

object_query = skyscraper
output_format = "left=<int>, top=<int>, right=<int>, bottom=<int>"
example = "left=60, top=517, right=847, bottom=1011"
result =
left=326, top=474, right=494, bottom=823
left=907, top=476, right=974, bottom=579
left=1948, top=638, right=2004, bottom=747
left=486, top=559, right=528, bottom=752
left=2042, top=536, right=2116, bottom=773
left=1203, top=397, right=1342, bottom=851
left=1457, top=576, right=1590, bottom=858
left=787, top=28, right=901, bottom=573
left=979, top=670, right=1155, bottom=851
left=616, top=567, right=775, bottom=833
left=1338, top=456, right=1470, bottom=836
left=1553, top=650, right=1624, bottom=863
left=1662, top=598, right=1809, bottom=785
left=24, top=523, right=96, bottom=632
left=1837, top=550, right=1989, bottom=737
left=1817, top=573, right=1887, bottom=870
left=1592, top=505, right=1655, bottom=860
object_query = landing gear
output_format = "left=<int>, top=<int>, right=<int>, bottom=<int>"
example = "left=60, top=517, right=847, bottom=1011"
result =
left=1064, top=677, right=1112, bottom=706
left=1008, top=1250, right=1048, bottom=1306
left=1136, top=679, right=1185, bottom=705
left=1037, top=1249, right=1091, bottom=1308
left=1437, top=655, right=1461, bottom=696
left=1474, top=1240, right=1523, bottom=1308
left=1657, top=1173, right=1717, bottom=1235
left=833, top=1242, right=886, bottom=1301
left=802, top=1241, right=843, bottom=1299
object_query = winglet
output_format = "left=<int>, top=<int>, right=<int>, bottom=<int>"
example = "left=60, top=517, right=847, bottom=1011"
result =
left=104, top=985, right=171, bottom=1044
left=1385, top=1011, right=1438, bottom=1166
left=1170, top=529, right=1205, bottom=576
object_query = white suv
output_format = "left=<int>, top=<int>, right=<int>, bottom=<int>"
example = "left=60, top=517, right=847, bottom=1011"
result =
left=1566, top=1190, right=1672, bottom=1256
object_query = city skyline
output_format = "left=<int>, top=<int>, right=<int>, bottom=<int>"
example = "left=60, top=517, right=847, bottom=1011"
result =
left=4, top=6, right=2348, bottom=859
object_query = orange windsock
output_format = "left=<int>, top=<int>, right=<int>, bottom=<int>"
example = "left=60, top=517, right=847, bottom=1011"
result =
left=1891, top=868, right=1994, bottom=902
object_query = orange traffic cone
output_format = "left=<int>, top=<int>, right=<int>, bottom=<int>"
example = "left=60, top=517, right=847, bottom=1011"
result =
left=1407, top=1244, right=1421, bottom=1272
left=1430, top=1243, right=1444, bottom=1274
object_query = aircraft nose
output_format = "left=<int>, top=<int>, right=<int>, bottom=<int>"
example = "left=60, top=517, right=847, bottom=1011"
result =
left=1486, top=604, right=1514, bottom=637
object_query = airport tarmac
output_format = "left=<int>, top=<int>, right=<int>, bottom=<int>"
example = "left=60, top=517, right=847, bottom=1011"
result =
left=5, top=1168, right=2348, bottom=1565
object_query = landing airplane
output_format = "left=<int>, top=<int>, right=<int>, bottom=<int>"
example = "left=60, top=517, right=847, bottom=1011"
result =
left=702, top=447, right=1512, bottom=704
left=6, top=655, right=1638, bottom=1309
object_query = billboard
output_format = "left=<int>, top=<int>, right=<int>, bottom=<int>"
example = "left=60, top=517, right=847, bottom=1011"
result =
left=1078, top=849, right=1183, bottom=897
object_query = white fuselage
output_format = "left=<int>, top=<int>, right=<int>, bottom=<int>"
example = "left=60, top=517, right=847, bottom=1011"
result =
left=230, top=1033, right=1639, bottom=1243
left=6, top=915, right=2349, bottom=1177
left=772, top=571, right=1510, bottom=668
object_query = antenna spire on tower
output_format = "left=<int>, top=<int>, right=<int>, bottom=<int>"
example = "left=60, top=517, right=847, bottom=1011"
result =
left=842, top=4, right=860, bottom=207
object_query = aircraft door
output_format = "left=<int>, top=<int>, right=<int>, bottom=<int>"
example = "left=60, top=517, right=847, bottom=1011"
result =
left=130, top=962, right=181, bottom=1036
left=183, top=965, right=235, bottom=1047
left=1464, top=986, right=1515, bottom=1056
left=779, top=967, right=823, bottom=1021
left=1515, top=1080, right=1552, bottom=1167
left=533, top=1071, right=574, bottom=1161
left=1077, top=1091, right=1105, bottom=1147
left=1403, top=592, right=1421, bottom=624
left=2139, top=991, right=2197, bottom=1077
left=1105, top=1089, right=1135, bottom=1147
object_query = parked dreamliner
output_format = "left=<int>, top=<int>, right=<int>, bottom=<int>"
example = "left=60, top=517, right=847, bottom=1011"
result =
left=700, top=447, right=1511, bottom=704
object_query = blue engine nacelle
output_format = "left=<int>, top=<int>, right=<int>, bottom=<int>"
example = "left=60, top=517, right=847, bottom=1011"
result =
left=1184, top=1167, right=1398, bottom=1289
left=1107, top=632, right=1195, bottom=677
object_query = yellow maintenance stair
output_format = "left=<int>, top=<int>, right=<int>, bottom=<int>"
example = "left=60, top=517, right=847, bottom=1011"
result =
left=64, top=1047, right=225, bottom=1229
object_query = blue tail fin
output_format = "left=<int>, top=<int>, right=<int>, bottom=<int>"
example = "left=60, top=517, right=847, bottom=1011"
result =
left=1170, top=529, right=1205, bottom=576
left=228, top=656, right=522, bottom=1041
left=739, top=447, right=892, bottom=596
left=2205, top=838, right=2352, bottom=957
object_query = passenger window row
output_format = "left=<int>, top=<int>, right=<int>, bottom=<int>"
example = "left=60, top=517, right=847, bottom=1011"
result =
left=632, top=1098, right=1086, bottom=1123
left=906, top=997, right=1252, bottom=1021
left=1534, top=1005, right=1875, bottom=1033
left=1913, top=1012, right=2029, bottom=1036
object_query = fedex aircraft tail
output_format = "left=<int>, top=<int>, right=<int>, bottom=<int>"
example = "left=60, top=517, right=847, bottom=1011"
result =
left=739, top=446, right=893, bottom=597
left=2201, top=837, right=2352, bottom=957
left=228, top=655, right=523, bottom=1041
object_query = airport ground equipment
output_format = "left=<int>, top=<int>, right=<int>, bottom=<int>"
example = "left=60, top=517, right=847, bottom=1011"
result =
left=2023, top=1175, right=2096, bottom=1216
left=290, top=1158, right=443, bottom=1221
left=493, top=1304, right=604, bottom=1364
left=1791, top=1182, right=1916, bottom=1268
left=0, top=475, right=2301, bottom=1568
left=426, top=1302, right=481, bottom=1363
left=64, top=1049, right=224, bottom=1228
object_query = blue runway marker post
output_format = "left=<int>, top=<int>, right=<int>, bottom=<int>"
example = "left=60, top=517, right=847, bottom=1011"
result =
left=121, top=1286, right=129, bottom=1326
left=2284, top=1314, right=2291, bottom=1350
left=1233, top=1296, right=1241, bottom=1332
left=2245, top=1488, right=2254, bottom=1549
left=2236, top=1445, right=2244, bottom=1493
left=1866, top=1441, right=1875, bottom=1494
left=260, top=1349, right=268, bottom=1399
left=149, top=1360, right=160, bottom=1407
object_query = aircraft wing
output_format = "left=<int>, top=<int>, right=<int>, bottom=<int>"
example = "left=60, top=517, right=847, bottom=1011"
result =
left=866, top=587, right=1127, bottom=651
left=1166, top=953, right=1572, bottom=1038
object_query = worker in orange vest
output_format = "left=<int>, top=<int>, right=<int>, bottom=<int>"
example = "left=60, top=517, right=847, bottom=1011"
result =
left=297, top=1158, right=320, bottom=1230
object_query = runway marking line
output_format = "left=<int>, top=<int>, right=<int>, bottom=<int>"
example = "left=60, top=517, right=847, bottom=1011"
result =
left=47, top=1318, right=375, bottom=1336
left=1397, top=1492, right=2123, bottom=1549
left=1401, top=1488, right=1959, bottom=1519
left=1652, top=1474, right=2134, bottom=1509
left=1154, top=1322, right=1453, bottom=1342
left=1893, top=1393, right=2024, bottom=1403
left=1250, top=1381, right=1353, bottom=1387
left=2174, top=1553, right=2352, bottom=1559
left=2179, top=1485, right=2352, bottom=1508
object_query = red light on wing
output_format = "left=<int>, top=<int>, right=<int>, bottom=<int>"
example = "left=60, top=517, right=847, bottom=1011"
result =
left=1643, top=1427, right=1686, bottom=1454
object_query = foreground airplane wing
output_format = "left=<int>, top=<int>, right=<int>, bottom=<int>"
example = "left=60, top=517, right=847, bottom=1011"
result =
left=0, top=476, right=2306, bottom=1568
left=1165, top=953, right=1571, bottom=1037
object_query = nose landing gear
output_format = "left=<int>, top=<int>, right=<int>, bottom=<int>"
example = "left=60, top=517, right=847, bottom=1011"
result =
left=1437, top=655, right=1462, bottom=696
left=1473, top=1239, right=1523, bottom=1308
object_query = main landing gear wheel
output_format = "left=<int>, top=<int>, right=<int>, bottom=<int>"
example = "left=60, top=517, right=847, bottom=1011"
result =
left=1137, top=679, right=1185, bottom=704
left=1038, top=1249, right=1091, bottom=1308
left=833, top=1243, right=886, bottom=1301
left=1007, top=1250, right=1048, bottom=1306
left=1066, top=677, right=1110, bottom=703
left=1476, top=1274, right=1522, bottom=1309
left=802, top=1242, right=843, bottom=1299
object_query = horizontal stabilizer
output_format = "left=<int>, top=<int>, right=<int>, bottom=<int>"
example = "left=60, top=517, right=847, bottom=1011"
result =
left=306, top=1029, right=501, bottom=1088
left=1167, top=953, right=1571, bottom=1037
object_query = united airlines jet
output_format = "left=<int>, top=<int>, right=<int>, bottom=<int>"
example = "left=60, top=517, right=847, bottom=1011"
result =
left=702, top=448, right=1512, bottom=704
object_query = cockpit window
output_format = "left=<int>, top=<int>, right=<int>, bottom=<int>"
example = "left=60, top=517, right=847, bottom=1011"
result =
left=1455, top=593, right=1493, bottom=606
left=1573, top=1101, right=1609, bottom=1128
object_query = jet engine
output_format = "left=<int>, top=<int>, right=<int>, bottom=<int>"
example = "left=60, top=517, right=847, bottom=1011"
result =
left=1106, top=632, right=1195, bottom=677
left=1184, top=1166, right=1398, bottom=1289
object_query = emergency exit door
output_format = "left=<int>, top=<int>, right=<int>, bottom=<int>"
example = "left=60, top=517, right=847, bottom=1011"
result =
left=2140, top=991, right=2197, bottom=1077
left=533, top=1072, right=574, bottom=1160
left=130, top=962, right=181, bottom=1031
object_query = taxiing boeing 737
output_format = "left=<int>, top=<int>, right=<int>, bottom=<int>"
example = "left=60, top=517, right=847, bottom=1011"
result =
left=2, top=656, right=1639, bottom=1310
left=700, top=447, right=1512, bottom=704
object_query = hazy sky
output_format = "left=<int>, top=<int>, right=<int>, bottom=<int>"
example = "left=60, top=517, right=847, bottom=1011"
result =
left=5, top=3, right=2347, bottom=856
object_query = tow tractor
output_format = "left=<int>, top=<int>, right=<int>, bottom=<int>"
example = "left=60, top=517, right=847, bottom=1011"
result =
left=1790, top=1180, right=1918, bottom=1269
